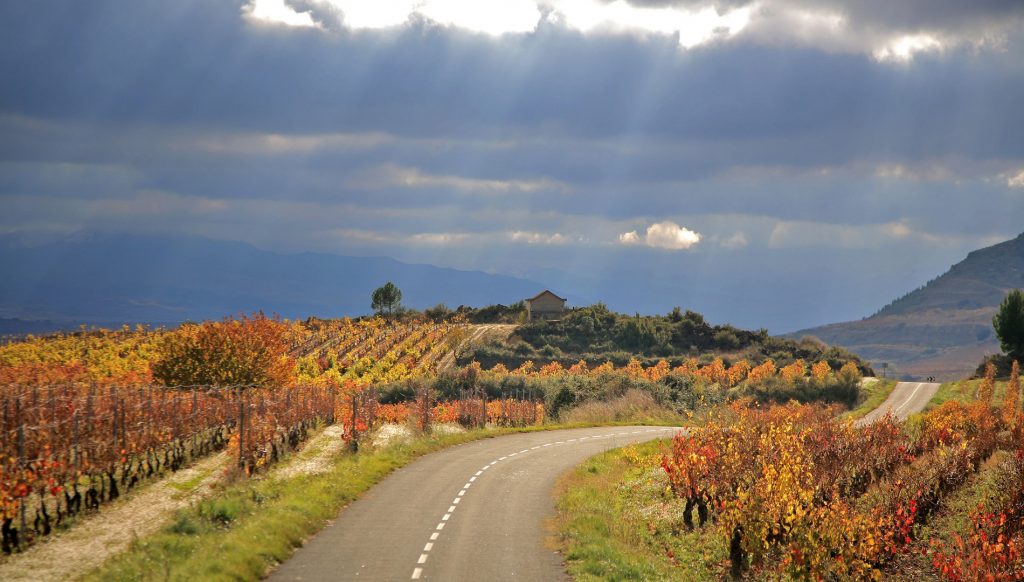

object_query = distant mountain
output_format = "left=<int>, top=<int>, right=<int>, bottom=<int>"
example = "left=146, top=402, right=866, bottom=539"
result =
left=790, top=232, right=1024, bottom=380
left=0, top=234, right=551, bottom=325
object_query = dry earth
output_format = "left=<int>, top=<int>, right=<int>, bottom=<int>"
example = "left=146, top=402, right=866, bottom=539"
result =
left=0, top=451, right=229, bottom=581
left=435, top=323, right=516, bottom=371
left=0, top=422, right=348, bottom=581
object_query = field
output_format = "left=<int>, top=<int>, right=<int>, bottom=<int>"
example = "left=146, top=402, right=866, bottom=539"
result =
left=0, top=311, right=913, bottom=573
left=559, top=363, right=1024, bottom=580
left=0, top=316, right=544, bottom=555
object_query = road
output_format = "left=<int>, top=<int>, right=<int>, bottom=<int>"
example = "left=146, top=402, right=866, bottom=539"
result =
left=268, top=382, right=940, bottom=581
left=266, top=426, right=679, bottom=581
left=856, top=381, right=940, bottom=426
left=434, top=324, right=517, bottom=372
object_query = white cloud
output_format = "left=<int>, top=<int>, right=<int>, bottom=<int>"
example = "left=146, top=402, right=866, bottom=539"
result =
left=873, top=33, right=943, bottom=62
left=245, top=0, right=540, bottom=35
left=243, top=0, right=319, bottom=28
left=549, top=0, right=752, bottom=49
left=419, top=0, right=542, bottom=35
left=619, top=230, right=641, bottom=245
left=324, top=0, right=419, bottom=29
left=768, top=219, right=921, bottom=249
left=509, top=231, right=571, bottom=245
left=721, top=231, right=749, bottom=249
left=619, top=221, right=701, bottom=250
left=354, top=164, right=568, bottom=194
left=240, top=0, right=1019, bottom=60
left=646, top=221, right=701, bottom=249
left=1007, top=168, right=1024, bottom=188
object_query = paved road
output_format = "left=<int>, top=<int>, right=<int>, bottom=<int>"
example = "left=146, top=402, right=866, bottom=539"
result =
left=267, top=426, right=679, bottom=582
left=856, top=381, right=940, bottom=426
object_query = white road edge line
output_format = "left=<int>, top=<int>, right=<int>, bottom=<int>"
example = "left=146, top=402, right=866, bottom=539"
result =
left=893, top=383, right=926, bottom=417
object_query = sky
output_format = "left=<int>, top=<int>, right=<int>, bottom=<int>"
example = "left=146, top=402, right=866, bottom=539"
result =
left=1, top=0, right=1023, bottom=332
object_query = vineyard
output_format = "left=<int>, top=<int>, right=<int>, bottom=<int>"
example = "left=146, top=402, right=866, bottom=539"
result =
left=0, top=314, right=878, bottom=561
left=290, top=317, right=467, bottom=385
left=0, top=381, right=543, bottom=554
left=0, top=316, right=552, bottom=555
left=453, top=356, right=858, bottom=388
left=659, top=361, right=1024, bottom=580
left=0, top=316, right=469, bottom=388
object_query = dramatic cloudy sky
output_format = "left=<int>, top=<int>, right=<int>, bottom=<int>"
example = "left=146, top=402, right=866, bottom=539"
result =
left=2, top=0, right=1023, bottom=331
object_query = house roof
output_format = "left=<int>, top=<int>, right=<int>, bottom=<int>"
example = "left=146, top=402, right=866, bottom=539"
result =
left=526, top=290, right=566, bottom=302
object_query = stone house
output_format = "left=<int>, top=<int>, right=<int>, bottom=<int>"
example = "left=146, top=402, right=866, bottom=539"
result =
left=525, top=290, right=566, bottom=321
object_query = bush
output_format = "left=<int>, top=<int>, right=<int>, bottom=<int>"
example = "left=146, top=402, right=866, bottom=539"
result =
left=152, top=313, right=295, bottom=387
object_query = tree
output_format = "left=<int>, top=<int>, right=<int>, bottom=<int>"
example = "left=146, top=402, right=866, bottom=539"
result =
left=371, top=282, right=403, bottom=316
left=993, top=289, right=1024, bottom=360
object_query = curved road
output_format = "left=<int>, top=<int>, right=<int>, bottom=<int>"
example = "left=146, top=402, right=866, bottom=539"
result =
left=269, top=382, right=939, bottom=581
left=267, top=426, right=678, bottom=581
left=856, top=381, right=940, bottom=426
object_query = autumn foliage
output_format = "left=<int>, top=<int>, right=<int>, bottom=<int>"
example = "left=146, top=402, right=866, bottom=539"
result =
left=150, top=313, right=295, bottom=387
left=660, top=376, right=1024, bottom=579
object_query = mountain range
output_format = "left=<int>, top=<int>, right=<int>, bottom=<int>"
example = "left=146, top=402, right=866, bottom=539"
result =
left=0, top=234, right=550, bottom=331
left=792, top=232, right=1024, bottom=380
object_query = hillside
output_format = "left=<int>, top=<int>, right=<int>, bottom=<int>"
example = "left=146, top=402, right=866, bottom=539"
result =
left=0, top=234, right=549, bottom=326
left=460, top=303, right=870, bottom=373
left=792, top=232, right=1024, bottom=380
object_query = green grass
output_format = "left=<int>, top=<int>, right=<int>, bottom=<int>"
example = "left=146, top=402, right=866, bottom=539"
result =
left=168, top=467, right=216, bottom=496
left=554, top=440, right=724, bottom=581
left=843, top=379, right=898, bottom=419
left=82, top=421, right=674, bottom=581
left=927, top=379, right=1010, bottom=410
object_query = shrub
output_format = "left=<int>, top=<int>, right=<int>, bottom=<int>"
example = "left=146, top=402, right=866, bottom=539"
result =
left=152, top=313, right=295, bottom=387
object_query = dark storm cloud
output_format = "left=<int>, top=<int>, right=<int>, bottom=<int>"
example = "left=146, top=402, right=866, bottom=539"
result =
left=2, top=1, right=1023, bottom=154
left=605, top=0, right=1024, bottom=30
left=1, top=0, right=1022, bottom=330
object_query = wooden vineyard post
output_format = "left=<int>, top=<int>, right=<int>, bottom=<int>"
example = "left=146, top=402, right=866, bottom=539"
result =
left=16, top=398, right=25, bottom=543
left=349, top=392, right=359, bottom=453
left=420, top=388, right=431, bottom=434
left=481, top=390, right=487, bottom=428
left=72, top=411, right=79, bottom=471
left=237, top=388, right=245, bottom=471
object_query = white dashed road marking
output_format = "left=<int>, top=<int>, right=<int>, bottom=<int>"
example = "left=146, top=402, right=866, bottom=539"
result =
left=409, top=427, right=677, bottom=579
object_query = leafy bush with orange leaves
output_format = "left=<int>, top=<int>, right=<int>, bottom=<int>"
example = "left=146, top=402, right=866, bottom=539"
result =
left=152, top=313, right=296, bottom=387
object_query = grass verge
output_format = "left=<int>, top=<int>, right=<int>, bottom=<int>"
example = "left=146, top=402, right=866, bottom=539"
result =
left=81, top=421, right=674, bottom=581
left=927, top=379, right=1009, bottom=410
left=843, top=379, right=898, bottom=420
left=554, top=440, right=724, bottom=581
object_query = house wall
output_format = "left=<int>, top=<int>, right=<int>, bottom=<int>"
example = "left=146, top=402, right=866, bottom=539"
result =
left=530, top=295, right=564, bottom=312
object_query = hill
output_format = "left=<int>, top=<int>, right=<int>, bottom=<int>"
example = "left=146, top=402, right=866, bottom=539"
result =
left=0, top=233, right=549, bottom=326
left=460, top=303, right=870, bottom=373
left=791, top=232, right=1024, bottom=380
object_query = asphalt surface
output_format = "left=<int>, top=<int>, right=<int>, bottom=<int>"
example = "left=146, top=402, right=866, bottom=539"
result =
left=266, top=425, right=680, bottom=582
left=856, top=381, right=941, bottom=426
left=269, top=382, right=940, bottom=581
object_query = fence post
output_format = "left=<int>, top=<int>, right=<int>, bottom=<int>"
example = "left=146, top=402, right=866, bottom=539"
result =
left=349, top=392, right=359, bottom=453
left=72, top=411, right=79, bottom=470
left=16, top=398, right=25, bottom=543
left=237, top=388, right=245, bottom=470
